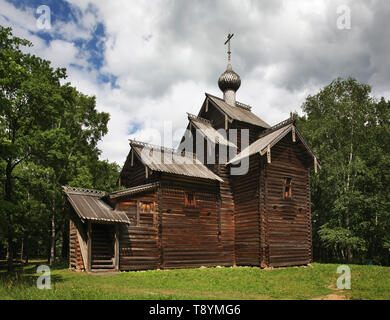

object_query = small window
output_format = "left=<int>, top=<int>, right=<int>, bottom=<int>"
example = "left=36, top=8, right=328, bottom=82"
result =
left=139, top=201, right=154, bottom=213
left=137, top=201, right=156, bottom=227
left=283, top=178, right=292, bottom=199
left=185, top=192, right=196, bottom=207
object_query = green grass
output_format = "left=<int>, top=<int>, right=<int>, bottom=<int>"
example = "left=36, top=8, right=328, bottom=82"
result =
left=0, top=261, right=389, bottom=300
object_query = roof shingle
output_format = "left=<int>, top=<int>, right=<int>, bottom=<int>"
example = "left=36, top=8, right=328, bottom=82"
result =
left=63, top=186, right=130, bottom=224
left=130, top=141, right=223, bottom=182
left=187, top=113, right=237, bottom=148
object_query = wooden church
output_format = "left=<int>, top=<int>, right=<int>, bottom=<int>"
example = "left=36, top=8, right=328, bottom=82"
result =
left=64, top=35, right=319, bottom=272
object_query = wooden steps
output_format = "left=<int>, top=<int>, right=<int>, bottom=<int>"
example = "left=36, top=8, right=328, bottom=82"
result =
left=91, top=224, right=115, bottom=271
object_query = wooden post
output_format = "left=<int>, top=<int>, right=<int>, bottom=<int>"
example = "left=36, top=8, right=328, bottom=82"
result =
left=267, top=145, right=271, bottom=164
left=145, top=166, right=149, bottom=179
left=130, top=149, right=134, bottom=166
left=87, top=221, right=92, bottom=272
left=314, top=157, right=318, bottom=174
left=225, top=115, right=228, bottom=130
left=205, top=99, right=209, bottom=112
left=114, top=225, right=119, bottom=271
left=292, top=126, right=296, bottom=143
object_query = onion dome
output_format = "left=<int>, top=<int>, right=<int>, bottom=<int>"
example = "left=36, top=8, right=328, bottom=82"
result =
left=218, top=62, right=241, bottom=93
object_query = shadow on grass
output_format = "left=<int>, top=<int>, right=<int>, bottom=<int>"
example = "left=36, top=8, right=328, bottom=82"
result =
left=0, top=259, right=66, bottom=289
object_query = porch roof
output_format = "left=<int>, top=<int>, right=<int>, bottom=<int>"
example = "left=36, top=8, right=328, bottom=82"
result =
left=63, top=186, right=130, bottom=224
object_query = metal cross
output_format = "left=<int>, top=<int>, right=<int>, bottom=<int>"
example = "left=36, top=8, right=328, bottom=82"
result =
left=224, top=33, right=234, bottom=61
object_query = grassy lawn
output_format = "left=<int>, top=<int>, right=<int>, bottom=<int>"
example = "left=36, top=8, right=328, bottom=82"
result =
left=0, top=261, right=389, bottom=300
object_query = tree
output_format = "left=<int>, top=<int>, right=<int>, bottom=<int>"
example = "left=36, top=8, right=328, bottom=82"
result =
left=0, top=26, right=66, bottom=270
left=0, top=26, right=114, bottom=269
left=297, top=77, right=390, bottom=265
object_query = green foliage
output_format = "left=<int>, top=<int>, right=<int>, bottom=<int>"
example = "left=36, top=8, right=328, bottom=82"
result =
left=0, top=25, right=120, bottom=266
left=297, top=77, right=390, bottom=265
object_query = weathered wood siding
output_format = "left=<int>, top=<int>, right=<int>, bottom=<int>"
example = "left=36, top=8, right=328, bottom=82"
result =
left=263, top=135, right=312, bottom=267
left=69, top=219, right=84, bottom=270
left=230, top=120, right=266, bottom=152
left=119, top=151, right=157, bottom=188
left=199, top=100, right=226, bottom=130
left=115, top=192, right=159, bottom=271
left=158, top=176, right=234, bottom=269
left=214, top=164, right=235, bottom=266
left=231, top=154, right=261, bottom=266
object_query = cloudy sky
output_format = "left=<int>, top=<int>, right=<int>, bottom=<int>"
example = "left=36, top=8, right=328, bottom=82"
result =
left=1, top=0, right=389, bottom=165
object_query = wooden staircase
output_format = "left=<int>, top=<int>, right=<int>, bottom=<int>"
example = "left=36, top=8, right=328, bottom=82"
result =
left=91, top=224, right=115, bottom=271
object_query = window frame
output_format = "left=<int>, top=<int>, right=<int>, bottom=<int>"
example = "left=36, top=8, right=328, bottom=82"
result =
left=283, top=177, right=293, bottom=200
left=136, top=200, right=156, bottom=227
left=184, top=192, right=196, bottom=208
left=139, top=201, right=154, bottom=214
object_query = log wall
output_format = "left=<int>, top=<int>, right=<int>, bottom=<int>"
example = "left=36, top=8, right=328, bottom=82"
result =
left=263, top=135, right=312, bottom=267
left=231, top=154, right=261, bottom=266
left=115, top=192, right=159, bottom=271
left=69, top=219, right=84, bottom=270
left=119, top=151, right=157, bottom=188
left=158, top=176, right=234, bottom=269
left=231, top=120, right=266, bottom=152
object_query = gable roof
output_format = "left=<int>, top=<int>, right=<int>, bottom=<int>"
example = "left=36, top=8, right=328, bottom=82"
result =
left=130, top=140, right=223, bottom=182
left=228, top=118, right=319, bottom=165
left=204, top=93, right=271, bottom=129
left=187, top=113, right=237, bottom=148
left=63, top=186, right=130, bottom=224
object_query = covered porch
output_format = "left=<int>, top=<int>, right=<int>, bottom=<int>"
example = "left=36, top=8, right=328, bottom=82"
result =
left=64, top=186, right=130, bottom=272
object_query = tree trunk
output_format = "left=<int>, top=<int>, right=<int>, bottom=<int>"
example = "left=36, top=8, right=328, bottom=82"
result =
left=61, top=219, right=69, bottom=259
left=20, top=240, right=23, bottom=262
left=6, top=161, right=14, bottom=272
left=7, top=237, right=14, bottom=272
left=49, top=194, right=57, bottom=265
left=345, top=124, right=354, bottom=263
left=50, top=205, right=56, bottom=265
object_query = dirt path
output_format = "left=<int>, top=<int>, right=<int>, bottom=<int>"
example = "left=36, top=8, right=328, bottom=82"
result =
left=310, top=282, right=349, bottom=300
left=311, top=293, right=348, bottom=300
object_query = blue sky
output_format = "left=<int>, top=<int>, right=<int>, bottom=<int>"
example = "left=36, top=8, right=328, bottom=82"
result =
left=1, top=0, right=390, bottom=165
left=7, top=0, right=112, bottom=80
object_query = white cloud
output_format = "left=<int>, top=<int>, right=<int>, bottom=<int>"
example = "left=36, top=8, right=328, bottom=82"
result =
left=1, top=0, right=390, bottom=166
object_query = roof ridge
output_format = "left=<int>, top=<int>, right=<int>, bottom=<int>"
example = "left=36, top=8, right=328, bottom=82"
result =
left=130, top=139, right=197, bottom=160
left=187, top=113, right=212, bottom=124
left=258, top=117, right=295, bottom=139
left=205, top=92, right=252, bottom=111
left=204, top=93, right=270, bottom=128
left=109, top=182, right=160, bottom=199
left=62, top=186, right=106, bottom=197
left=235, top=101, right=252, bottom=111
left=129, top=139, right=176, bottom=153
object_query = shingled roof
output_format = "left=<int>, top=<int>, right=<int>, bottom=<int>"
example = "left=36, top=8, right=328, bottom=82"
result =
left=228, top=117, right=319, bottom=165
left=187, top=113, right=237, bottom=148
left=204, top=93, right=271, bottom=129
left=109, top=182, right=160, bottom=199
left=130, top=140, right=223, bottom=182
left=63, top=186, right=130, bottom=224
